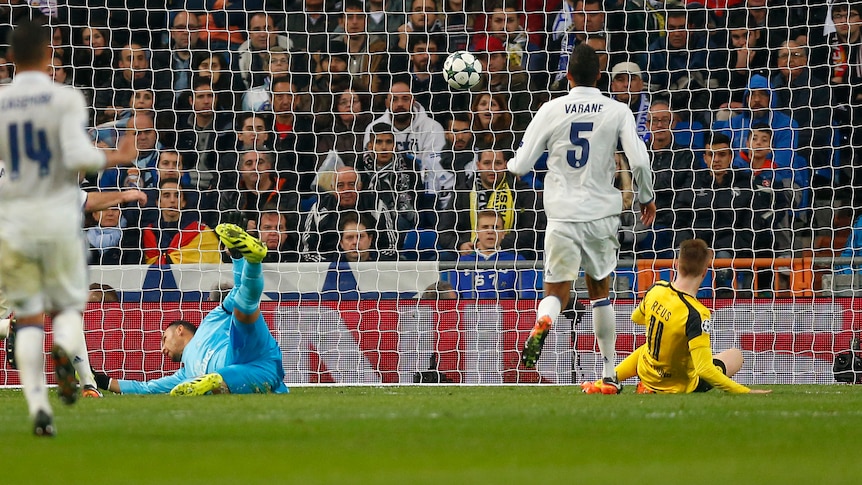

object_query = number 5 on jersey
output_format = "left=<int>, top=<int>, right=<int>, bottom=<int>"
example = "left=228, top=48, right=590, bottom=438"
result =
left=7, top=121, right=51, bottom=179
left=566, top=122, right=593, bottom=169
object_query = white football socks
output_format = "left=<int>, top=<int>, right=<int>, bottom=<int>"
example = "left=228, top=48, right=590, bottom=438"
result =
left=591, top=298, right=617, bottom=379
left=15, top=326, right=51, bottom=418
left=536, top=296, right=561, bottom=323
left=52, top=310, right=95, bottom=388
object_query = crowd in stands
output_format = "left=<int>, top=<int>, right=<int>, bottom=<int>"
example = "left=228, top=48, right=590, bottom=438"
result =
left=3, top=0, right=862, bottom=295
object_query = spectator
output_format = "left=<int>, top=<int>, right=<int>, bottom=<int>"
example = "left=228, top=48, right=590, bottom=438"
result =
left=772, top=41, right=835, bottom=172
left=584, top=34, right=610, bottom=93
left=421, top=280, right=458, bottom=300
left=93, top=42, right=169, bottom=123
left=250, top=209, right=299, bottom=262
left=441, top=147, right=542, bottom=260
left=88, top=283, right=119, bottom=303
left=471, top=91, right=517, bottom=150
left=309, top=46, right=352, bottom=94
left=242, top=46, right=292, bottom=112
left=363, top=79, right=453, bottom=212
left=336, top=211, right=382, bottom=262
left=98, top=113, right=162, bottom=190
left=712, top=74, right=806, bottom=212
left=237, top=11, right=293, bottom=90
left=552, top=0, right=615, bottom=90
left=140, top=149, right=194, bottom=208
left=609, top=61, right=649, bottom=142
left=485, top=0, right=529, bottom=70
left=71, top=23, right=113, bottom=89
left=645, top=7, right=718, bottom=123
left=445, top=210, right=539, bottom=299
left=637, top=99, right=696, bottom=259
left=218, top=150, right=300, bottom=232
left=301, top=166, right=398, bottom=262
left=217, top=111, right=274, bottom=193
left=691, top=132, right=754, bottom=294
left=440, top=111, right=477, bottom=176
left=712, top=10, right=770, bottom=117
left=470, top=34, right=532, bottom=129
left=175, top=76, right=234, bottom=221
left=280, top=0, right=339, bottom=53
left=330, top=0, right=393, bottom=94
left=86, top=202, right=131, bottom=265
left=733, top=123, right=793, bottom=288
left=133, top=178, right=221, bottom=265
left=191, top=51, right=245, bottom=112
left=269, top=76, right=317, bottom=199
left=613, top=0, right=678, bottom=61
left=360, top=122, right=423, bottom=233
left=829, top=1, right=862, bottom=204
left=152, top=10, right=205, bottom=108
left=314, top=88, right=374, bottom=169
left=440, top=0, right=474, bottom=53
left=365, top=0, right=406, bottom=41
left=48, top=52, right=71, bottom=86
left=406, top=35, right=452, bottom=115
left=396, top=0, right=444, bottom=51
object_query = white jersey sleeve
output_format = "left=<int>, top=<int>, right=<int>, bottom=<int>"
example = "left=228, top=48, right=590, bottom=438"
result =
left=618, top=109, right=655, bottom=205
left=59, top=88, right=107, bottom=173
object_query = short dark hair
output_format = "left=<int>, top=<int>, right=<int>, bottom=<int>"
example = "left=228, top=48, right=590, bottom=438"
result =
left=705, top=131, right=732, bottom=148
left=342, top=0, right=366, bottom=13
left=158, top=177, right=181, bottom=189
left=166, top=319, right=197, bottom=334
left=270, top=75, right=295, bottom=90
left=191, top=75, right=212, bottom=91
left=567, top=43, right=600, bottom=87
left=9, top=20, right=50, bottom=66
left=368, top=122, right=395, bottom=144
left=749, top=123, right=773, bottom=139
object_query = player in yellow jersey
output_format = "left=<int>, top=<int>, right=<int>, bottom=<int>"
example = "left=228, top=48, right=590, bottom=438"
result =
left=582, top=239, right=771, bottom=394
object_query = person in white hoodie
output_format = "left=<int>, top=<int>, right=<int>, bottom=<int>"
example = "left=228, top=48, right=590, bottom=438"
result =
left=363, top=78, right=453, bottom=212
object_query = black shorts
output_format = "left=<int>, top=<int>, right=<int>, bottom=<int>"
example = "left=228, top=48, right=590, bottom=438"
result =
left=693, top=358, right=728, bottom=393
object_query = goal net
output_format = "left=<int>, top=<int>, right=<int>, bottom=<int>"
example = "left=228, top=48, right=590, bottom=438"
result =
left=0, top=0, right=856, bottom=386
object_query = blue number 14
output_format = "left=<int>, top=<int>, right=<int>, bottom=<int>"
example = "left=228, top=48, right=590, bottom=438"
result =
left=566, top=122, right=594, bottom=169
left=8, top=122, right=51, bottom=179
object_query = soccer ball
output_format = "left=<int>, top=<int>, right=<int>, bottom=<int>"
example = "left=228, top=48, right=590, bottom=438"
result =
left=442, top=51, right=483, bottom=90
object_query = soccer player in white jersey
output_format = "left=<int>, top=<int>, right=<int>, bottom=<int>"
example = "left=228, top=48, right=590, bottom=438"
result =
left=508, top=43, right=657, bottom=393
left=0, top=20, right=138, bottom=436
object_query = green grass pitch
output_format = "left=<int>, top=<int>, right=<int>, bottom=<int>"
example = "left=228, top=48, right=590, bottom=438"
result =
left=1, top=385, right=860, bottom=484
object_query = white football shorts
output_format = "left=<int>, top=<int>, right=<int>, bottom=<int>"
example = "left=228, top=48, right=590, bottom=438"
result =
left=0, top=235, right=88, bottom=317
left=542, top=215, right=621, bottom=283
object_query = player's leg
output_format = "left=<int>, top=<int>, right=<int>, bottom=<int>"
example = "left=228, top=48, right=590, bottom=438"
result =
left=714, top=348, right=744, bottom=377
left=218, top=360, right=287, bottom=394
left=45, top=238, right=94, bottom=404
left=582, top=216, right=623, bottom=393
left=215, top=223, right=266, bottom=322
left=522, top=220, right=580, bottom=368
left=0, top=241, right=55, bottom=435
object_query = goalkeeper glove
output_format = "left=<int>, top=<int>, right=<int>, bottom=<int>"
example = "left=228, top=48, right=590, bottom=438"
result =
left=92, top=369, right=111, bottom=391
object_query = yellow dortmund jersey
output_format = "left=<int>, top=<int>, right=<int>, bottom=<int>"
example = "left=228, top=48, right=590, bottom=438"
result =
left=631, top=281, right=749, bottom=393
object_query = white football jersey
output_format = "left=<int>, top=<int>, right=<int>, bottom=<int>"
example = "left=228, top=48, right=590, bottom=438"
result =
left=0, top=72, right=106, bottom=239
left=509, top=86, right=654, bottom=222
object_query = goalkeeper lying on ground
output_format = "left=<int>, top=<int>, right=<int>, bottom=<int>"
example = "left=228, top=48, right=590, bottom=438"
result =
left=582, top=238, right=770, bottom=395
left=95, top=224, right=288, bottom=396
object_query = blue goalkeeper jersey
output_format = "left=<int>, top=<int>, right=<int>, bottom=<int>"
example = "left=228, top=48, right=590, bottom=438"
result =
left=447, top=250, right=538, bottom=300
left=118, top=306, right=285, bottom=394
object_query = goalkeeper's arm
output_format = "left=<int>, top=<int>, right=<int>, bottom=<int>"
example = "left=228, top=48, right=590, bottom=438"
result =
left=93, top=369, right=121, bottom=394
